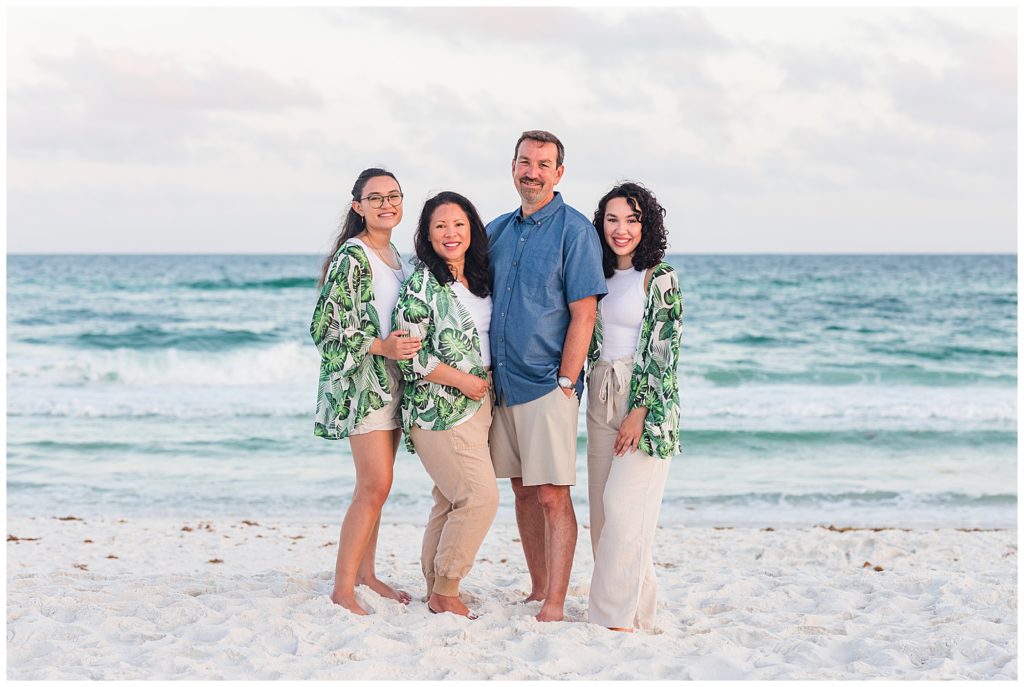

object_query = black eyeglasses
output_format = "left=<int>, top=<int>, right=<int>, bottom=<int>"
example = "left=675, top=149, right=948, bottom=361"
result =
left=359, top=192, right=404, bottom=209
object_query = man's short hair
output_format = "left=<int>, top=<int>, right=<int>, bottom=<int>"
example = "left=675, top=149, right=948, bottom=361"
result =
left=513, top=130, right=565, bottom=167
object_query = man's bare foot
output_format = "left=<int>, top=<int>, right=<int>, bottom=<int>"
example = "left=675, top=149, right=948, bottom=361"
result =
left=522, top=590, right=547, bottom=603
left=535, top=602, right=564, bottom=622
left=330, top=591, right=369, bottom=615
left=357, top=576, right=411, bottom=604
left=608, top=627, right=634, bottom=633
left=427, top=592, right=477, bottom=619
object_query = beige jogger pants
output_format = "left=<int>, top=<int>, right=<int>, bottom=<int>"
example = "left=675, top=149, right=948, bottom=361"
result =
left=411, top=391, right=499, bottom=597
left=586, top=358, right=671, bottom=630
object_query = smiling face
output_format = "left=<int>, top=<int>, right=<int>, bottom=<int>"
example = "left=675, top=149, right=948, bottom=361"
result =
left=603, top=196, right=643, bottom=266
left=352, top=175, right=403, bottom=232
left=428, top=203, right=471, bottom=264
left=512, top=139, right=564, bottom=210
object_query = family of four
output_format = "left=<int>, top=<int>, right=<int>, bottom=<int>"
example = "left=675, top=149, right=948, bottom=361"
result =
left=310, top=130, right=683, bottom=631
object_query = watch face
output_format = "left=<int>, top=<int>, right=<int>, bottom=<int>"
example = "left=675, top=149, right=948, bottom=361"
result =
left=558, top=377, right=571, bottom=388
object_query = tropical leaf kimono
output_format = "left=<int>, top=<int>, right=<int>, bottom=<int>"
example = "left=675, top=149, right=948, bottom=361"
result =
left=310, top=241, right=394, bottom=440
left=586, top=261, right=683, bottom=459
left=392, top=266, right=488, bottom=453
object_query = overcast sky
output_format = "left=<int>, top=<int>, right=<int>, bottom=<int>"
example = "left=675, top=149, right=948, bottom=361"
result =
left=6, top=6, right=1017, bottom=254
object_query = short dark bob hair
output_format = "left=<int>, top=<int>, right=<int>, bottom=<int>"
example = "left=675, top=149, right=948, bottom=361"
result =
left=414, top=191, right=491, bottom=298
left=591, top=181, right=668, bottom=279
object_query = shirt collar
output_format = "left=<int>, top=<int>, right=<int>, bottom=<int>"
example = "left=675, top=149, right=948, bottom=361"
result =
left=515, top=191, right=564, bottom=225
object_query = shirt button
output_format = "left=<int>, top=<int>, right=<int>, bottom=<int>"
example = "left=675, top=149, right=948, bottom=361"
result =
left=512, top=261, right=517, bottom=267
left=499, top=362, right=504, bottom=366
left=506, top=287, right=510, bottom=291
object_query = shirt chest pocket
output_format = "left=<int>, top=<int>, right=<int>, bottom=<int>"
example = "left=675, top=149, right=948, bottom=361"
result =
left=517, top=246, right=562, bottom=294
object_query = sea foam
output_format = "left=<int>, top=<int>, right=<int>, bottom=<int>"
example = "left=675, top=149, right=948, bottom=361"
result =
left=7, top=341, right=319, bottom=388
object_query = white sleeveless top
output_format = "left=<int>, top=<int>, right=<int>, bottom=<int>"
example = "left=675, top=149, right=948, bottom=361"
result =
left=599, top=267, right=645, bottom=361
left=349, top=238, right=407, bottom=337
left=452, top=281, right=492, bottom=368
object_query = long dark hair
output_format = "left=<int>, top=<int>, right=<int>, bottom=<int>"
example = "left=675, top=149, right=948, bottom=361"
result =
left=414, top=191, right=491, bottom=298
left=318, top=167, right=400, bottom=286
left=592, top=181, right=668, bottom=279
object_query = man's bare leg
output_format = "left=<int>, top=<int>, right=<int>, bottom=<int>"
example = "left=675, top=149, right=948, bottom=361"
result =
left=510, top=477, right=547, bottom=602
left=534, top=484, right=577, bottom=622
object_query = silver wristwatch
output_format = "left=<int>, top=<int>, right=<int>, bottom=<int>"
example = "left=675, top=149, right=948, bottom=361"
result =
left=557, top=376, right=573, bottom=389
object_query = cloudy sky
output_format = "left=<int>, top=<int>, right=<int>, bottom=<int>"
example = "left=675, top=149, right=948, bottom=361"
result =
left=6, top=6, right=1017, bottom=254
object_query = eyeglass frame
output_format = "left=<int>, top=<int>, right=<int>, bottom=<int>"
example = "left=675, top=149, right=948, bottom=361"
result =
left=358, top=192, right=404, bottom=209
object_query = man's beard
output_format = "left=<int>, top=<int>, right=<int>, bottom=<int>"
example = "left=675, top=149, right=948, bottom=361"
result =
left=517, top=178, right=543, bottom=202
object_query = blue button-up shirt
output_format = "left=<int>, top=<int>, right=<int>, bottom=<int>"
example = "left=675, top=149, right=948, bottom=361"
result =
left=488, top=192, right=607, bottom=406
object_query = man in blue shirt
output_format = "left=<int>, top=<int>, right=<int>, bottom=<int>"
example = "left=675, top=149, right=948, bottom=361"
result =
left=488, top=130, right=607, bottom=622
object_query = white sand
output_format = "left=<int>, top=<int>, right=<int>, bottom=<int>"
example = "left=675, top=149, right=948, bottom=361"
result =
left=6, top=515, right=1017, bottom=679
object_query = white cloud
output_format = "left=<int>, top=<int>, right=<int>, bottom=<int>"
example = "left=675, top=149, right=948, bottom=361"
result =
left=5, top=6, right=1016, bottom=254
left=9, top=39, right=323, bottom=163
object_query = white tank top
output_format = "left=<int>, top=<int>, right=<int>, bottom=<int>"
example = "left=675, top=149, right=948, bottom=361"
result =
left=349, top=238, right=407, bottom=337
left=451, top=281, right=492, bottom=368
left=599, top=267, right=645, bottom=361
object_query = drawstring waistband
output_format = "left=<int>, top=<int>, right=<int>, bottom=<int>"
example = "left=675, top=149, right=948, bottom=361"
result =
left=596, top=357, right=632, bottom=424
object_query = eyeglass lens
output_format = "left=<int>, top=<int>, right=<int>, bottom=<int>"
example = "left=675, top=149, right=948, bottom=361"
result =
left=365, top=193, right=403, bottom=208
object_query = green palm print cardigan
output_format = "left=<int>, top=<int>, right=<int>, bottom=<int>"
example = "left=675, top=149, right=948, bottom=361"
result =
left=392, top=266, right=489, bottom=453
left=586, top=261, right=684, bottom=459
left=310, top=242, right=396, bottom=440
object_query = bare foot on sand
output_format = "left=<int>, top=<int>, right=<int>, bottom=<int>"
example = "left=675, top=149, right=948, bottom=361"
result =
left=358, top=576, right=411, bottom=604
left=535, top=602, right=564, bottom=622
left=608, top=627, right=634, bottom=633
left=522, top=590, right=547, bottom=603
left=330, top=591, right=369, bottom=615
left=427, top=593, right=477, bottom=619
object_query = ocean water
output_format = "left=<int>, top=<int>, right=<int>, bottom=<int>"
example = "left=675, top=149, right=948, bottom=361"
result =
left=6, top=254, right=1017, bottom=528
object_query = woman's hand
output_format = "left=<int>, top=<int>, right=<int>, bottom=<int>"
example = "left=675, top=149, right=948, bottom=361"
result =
left=614, top=407, right=649, bottom=457
left=377, top=330, right=422, bottom=360
left=458, top=373, right=490, bottom=401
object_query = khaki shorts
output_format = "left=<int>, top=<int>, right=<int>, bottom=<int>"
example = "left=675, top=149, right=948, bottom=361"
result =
left=490, top=386, right=580, bottom=486
left=350, top=359, right=403, bottom=435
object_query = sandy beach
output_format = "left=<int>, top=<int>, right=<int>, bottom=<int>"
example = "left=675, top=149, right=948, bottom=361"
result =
left=6, top=515, right=1016, bottom=680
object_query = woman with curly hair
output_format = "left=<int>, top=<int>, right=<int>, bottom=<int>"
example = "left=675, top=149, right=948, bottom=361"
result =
left=392, top=191, right=498, bottom=619
left=310, top=168, right=421, bottom=615
left=585, top=181, right=683, bottom=632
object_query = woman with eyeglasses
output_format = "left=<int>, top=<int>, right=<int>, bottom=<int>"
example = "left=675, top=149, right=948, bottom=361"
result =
left=311, top=167, right=421, bottom=615
left=392, top=191, right=497, bottom=619
left=585, top=181, right=683, bottom=632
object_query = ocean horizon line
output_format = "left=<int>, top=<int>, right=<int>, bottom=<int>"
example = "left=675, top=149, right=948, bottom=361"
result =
left=6, top=251, right=1019, bottom=258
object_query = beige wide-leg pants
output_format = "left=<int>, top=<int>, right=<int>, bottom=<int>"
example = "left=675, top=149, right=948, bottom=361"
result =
left=586, top=358, right=671, bottom=630
left=411, top=391, right=499, bottom=597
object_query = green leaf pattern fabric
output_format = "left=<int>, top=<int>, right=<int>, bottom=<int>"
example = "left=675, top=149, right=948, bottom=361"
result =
left=310, top=242, right=394, bottom=440
left=392, top=266, right=488, bottom=453
left=587, top=261, right=683, bottom=458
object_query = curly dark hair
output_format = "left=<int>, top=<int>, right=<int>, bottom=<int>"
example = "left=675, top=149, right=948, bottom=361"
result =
left=414, top=191, right=491, bottom=298
left=591, top=181, right=668, bottom=279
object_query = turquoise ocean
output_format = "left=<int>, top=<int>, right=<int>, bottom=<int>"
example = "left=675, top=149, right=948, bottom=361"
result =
left=6, top=254, right=1017, bottom=528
